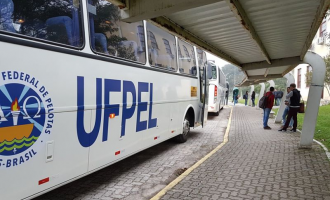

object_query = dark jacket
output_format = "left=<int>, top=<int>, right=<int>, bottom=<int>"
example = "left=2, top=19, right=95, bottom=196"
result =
left=251, top=92, right=255, bottom=99
left=290, top=89, right=301, bottom=107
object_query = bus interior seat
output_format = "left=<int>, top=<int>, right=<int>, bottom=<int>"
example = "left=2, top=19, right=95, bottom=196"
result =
left=190, top=66, right=197, bottom=75
left=71, top=5, right=81, bottom=46
left=0, top=0, right=16, bottom=32
left=45, top=16, right=73, bottom=45
left=45, top=0, right=80, bottom=46
left=94, top=33, right=109, bottom=54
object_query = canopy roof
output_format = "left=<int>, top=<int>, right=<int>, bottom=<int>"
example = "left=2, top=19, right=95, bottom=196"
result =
left=117, top=0, right=329, bottom=85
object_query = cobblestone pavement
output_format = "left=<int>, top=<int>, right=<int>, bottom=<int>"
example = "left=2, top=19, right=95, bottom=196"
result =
left=35, top=108, right=231, bottom=200
left=161, top=106, right=330, bottom=200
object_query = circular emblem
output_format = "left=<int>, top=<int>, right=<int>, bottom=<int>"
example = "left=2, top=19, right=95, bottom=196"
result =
left=0, top=71, right=54, bottom=168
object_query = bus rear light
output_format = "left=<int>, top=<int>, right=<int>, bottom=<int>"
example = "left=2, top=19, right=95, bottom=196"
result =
left=154, top=136, right=160, bottom=140
left=171, top=130, right=175, bottom=133
left=214, top=86, right=218, bottom=96
left=39, top=177, right=49, bottom=185
left=115, top=151, right=121, bottom=155
left=109, top=113, right=116, bottom=119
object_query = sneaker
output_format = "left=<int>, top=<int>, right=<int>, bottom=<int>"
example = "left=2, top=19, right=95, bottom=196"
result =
left=289, top=129, right=296, bottom=132
left=278, top=128, right=287, bottom=132
left=264, top=126, right=271, bottom=130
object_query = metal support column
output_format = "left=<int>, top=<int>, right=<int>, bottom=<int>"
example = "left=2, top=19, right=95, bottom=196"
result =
left=275, top=73, right=295, bottom=123
left=300, top=52, right=326, bottom=148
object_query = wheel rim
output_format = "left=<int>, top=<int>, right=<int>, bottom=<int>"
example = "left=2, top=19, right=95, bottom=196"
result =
left=183, top=119, right=190, bottom=137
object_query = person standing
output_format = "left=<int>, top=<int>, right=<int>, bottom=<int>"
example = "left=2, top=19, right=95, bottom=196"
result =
left=278, top=83, right=301, bottom=132
left=263, top=87, right=275, bottom=129
left=251, top=91, right=256, bottom=107
left=273, top=89, right=278, bottom=106
left=233, top=88, right=239, bottom=105
left=281, top=87, right=293, bottom=128
left=243, top=91, right=248, bottom=106
left=276, top=89, right=283, bottom=106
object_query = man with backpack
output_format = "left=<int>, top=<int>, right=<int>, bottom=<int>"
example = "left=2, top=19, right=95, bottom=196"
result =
left=261, top=87, right=275, bottom=129
left=278, top=83, right=301, bottom=132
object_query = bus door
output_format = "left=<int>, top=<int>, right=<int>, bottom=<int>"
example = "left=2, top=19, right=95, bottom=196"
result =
left=199, top=61, right=211, bottom=127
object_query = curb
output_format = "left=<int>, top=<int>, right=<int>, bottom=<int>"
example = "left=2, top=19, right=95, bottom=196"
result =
left=296, top=129, right=330, bottom=160
left=150, top=106, right=233, bottom=200
left=313, top=139, right=330, bottom=160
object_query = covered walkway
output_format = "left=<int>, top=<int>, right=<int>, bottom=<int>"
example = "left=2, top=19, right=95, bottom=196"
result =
left=159, top=106, right=330, bottom=200
left=113, top=0, right=330, bottom=148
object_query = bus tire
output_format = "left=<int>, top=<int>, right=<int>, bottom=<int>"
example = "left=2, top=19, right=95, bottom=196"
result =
left=176, top=115, right=190, bottom=143
left=215, top=109, right=220, bottom=116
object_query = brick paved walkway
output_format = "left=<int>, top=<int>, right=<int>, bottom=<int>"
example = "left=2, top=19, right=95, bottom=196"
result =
left=161, top=106, right=330, bottom=200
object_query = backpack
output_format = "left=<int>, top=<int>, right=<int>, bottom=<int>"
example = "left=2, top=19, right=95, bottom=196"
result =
left=243, top=94, right=247, bottom=99
left=277, top=91, right=283, bottom=98
left=259, top=95, right=268, bottom=109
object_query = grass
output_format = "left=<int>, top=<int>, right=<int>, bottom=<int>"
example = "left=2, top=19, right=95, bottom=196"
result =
left=272, top=105, right=330, bottom=150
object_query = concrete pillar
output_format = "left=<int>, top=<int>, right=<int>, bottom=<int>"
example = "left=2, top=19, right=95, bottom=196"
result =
left=300, top=52, right=326, bottom=148
left=257, top=83, right=265, bottom=109
left=267, top=80, right=275, bottom=91
left=275, top=73, right=295, bottom=123
left=248, top=85, right=254, bottom=106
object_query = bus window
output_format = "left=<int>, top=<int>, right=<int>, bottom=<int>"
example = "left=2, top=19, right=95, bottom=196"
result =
left=0, top=0, right=83, bottom=47
left=146, top=22, right=177, bottom=71
left=197, top=48, right=207, bottom=68
left=88, top=0, right=146, bottom=64
left=209, top=65, right=217, bottom=79
left=178, top=39, right=196, bottom=76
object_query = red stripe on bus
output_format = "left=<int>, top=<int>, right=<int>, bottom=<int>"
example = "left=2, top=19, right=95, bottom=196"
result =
left=38, top=177, right=49, bottom=185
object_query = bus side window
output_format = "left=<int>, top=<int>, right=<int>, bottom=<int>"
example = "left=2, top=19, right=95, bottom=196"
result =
left=178, top=39, right=196, bottom=76
left=88, top=0, right=146, bottom=64
left=146, top=22, right=177, bottom=71
left=0, top=0, right=83, bottom=47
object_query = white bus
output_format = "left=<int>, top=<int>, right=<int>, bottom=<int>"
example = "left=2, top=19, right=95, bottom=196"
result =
left=0, top=0, right=212, bottom=199
left=207, top=62, right=227, bottom=115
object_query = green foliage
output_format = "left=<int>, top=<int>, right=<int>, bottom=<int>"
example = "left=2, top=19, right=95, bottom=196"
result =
left=305, top=55, right=330, bottom=95
left=273, top=78, right=287, bottom=91
left=222, top=64, right=246, bottom=96
left=273, top=105, right=330, bottom=150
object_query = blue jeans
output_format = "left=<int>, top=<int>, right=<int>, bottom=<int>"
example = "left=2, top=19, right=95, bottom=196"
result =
left=282, top=106, right=293, bottom=126
left=276, top=98, right=281, bottom=106
left=263, top=108, right=271, bottom=128
left=252, top=99, right=255, bottom=107
left=245, top=99, right=248, bottom=106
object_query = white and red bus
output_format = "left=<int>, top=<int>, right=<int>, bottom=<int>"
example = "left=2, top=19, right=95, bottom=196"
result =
left=208, top=62, right=227, bottom=115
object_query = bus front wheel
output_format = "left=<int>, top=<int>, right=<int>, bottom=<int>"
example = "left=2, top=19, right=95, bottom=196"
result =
left=176, top=116, right=190, bottom=143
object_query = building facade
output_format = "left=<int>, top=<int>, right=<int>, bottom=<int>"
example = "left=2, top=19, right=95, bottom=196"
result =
left=292, top=16, right=330, bottom=101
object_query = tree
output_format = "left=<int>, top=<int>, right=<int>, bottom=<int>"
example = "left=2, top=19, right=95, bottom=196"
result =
left=305, top=55, right=330, bottom=95
left=222, top=64, right=246, bottom=94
